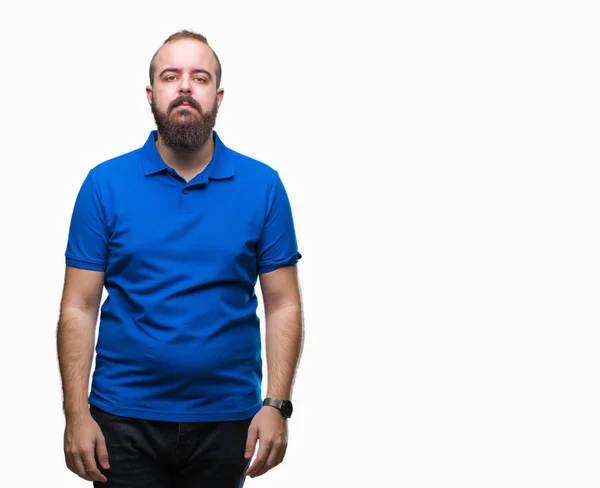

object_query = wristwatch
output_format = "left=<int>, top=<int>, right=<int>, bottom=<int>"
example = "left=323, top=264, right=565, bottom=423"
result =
left=263, top=398, right=293, bottom=419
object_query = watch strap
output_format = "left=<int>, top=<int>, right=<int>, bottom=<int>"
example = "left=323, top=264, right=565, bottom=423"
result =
left=263, top=398, right=284, bottom=409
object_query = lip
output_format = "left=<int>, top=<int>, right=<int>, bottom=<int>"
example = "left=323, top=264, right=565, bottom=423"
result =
left=172, top=103, right=197, bottom=113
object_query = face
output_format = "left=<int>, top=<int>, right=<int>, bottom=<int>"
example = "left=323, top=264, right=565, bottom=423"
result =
left=146, top=38, right=224, bottom=150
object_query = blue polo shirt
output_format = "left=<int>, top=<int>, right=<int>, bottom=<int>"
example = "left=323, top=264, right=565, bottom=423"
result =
left=65, top=130, right=301, bottom=422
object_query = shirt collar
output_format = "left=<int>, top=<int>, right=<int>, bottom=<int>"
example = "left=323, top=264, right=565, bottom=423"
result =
left=140, top=130, right=235, bottom=180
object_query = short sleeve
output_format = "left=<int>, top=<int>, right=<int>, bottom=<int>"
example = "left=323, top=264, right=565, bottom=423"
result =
left=65, top=171, right=109, bottom=271
left=257, top=172, right=302, bottom=274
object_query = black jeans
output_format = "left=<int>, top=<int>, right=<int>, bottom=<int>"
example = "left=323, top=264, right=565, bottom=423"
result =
left=90, top=405, right=252, bottom=488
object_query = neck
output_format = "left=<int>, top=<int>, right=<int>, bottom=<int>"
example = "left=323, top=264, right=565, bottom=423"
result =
left=155, top=132, right=215, bottom=181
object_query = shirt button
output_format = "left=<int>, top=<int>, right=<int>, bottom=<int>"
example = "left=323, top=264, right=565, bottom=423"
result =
left=182, top=189, right=188, bottom=194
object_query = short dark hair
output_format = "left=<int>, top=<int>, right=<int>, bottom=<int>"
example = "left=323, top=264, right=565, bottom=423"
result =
left=149, top=30, right=222, bottom=88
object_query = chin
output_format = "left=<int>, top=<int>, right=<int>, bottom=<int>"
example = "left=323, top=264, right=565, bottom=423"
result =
left=172, top=112, right=198, bottom=122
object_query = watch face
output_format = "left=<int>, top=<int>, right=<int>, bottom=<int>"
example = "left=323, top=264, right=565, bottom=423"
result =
left=283, top=401, right=293, bottom=418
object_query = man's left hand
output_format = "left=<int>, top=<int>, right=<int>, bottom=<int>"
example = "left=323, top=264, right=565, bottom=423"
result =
left=244, top=406, right=288, bottom=478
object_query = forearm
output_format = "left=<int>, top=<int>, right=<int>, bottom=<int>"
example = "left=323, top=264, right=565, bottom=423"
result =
left=264, top=304, right=304, bottom=400
left=57, top=308, right=97, bottom=418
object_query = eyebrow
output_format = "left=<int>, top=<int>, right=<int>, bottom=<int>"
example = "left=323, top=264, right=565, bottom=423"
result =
left=159, top=68, right=212, bottom=79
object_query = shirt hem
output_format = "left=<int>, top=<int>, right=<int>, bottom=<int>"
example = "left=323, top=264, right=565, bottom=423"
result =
left=65, top=255, right=106, bottom=271
left=89, top=395, right=262, bottom=422
left=258, top=252, right=302, bottom=274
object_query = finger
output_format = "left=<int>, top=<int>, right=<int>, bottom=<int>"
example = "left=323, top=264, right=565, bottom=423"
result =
left=276, top=442, right=288, bottom=466
left=246, top=441, right=271, bottom=478
left=244, top=425, right=258, bottom=460
left=254, top=441, right=283, bottom=477
left=96, top=433, right=111, bottom=470
left=82, top=454, right=107, bottom=483
left=71, top=456, right=94, bottom=482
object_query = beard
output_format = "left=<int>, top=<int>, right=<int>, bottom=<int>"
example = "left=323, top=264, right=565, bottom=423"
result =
left=151, top=95, right=218, bottom=150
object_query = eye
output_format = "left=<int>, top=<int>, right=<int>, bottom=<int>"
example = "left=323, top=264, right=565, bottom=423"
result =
left=164, top=75, right=178, bottom=82
left=194, top=77, right=207, bottom=83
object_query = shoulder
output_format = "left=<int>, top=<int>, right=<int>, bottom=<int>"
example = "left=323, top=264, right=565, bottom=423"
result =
left=88, top=147, right=144, bottom=181
left=222, top=146, right=282, bottom=186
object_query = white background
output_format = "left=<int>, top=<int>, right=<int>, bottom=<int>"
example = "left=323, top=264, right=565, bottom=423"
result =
left=1, top=0, right=599, bottom=486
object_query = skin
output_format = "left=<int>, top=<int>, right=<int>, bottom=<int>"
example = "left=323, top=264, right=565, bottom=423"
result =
left=57, top=37, right=304, bottom=482
left=245, top=266, right=304, bottom=478
left=146, top=38, right=224, bottom=182
left=57, top=267, right=109, bottom=483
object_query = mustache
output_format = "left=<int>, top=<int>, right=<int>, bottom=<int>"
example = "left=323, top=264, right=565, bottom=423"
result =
left=168, top=96, right=203, bottom=113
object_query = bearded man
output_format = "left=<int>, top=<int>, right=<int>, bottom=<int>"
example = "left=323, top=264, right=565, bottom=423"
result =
left=57, top=30, right=304, bottom=488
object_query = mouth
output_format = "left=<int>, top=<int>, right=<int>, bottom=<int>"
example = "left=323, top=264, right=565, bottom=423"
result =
left=171, top=103, right=198, bottom=115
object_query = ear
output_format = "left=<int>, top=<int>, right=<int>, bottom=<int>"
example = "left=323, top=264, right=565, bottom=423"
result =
left=145, top=85, right=153, bottom=105
left=216, top=87, right=225, bottom=108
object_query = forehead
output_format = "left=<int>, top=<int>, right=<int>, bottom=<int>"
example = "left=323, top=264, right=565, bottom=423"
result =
left=154, top=38, right=217, bottom=75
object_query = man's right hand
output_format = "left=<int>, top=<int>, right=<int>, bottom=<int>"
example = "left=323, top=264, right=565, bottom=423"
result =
left=63, top=411, right=110, bottom=483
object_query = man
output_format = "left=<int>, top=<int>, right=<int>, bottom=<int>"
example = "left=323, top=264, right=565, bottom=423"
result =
left=56, top=30, right=304, bottom=488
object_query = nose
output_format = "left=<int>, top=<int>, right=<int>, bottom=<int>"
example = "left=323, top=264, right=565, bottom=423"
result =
left=179, top=75, right=191, bottom=95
